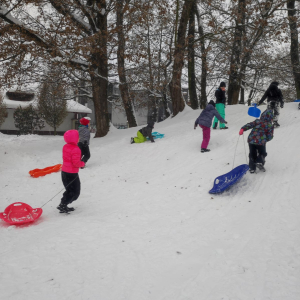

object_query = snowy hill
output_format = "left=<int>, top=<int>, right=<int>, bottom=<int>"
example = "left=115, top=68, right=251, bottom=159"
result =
left=1, top=103, right=299, bottom=300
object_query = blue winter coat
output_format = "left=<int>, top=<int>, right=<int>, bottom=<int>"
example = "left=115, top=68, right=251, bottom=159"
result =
left=194, top=104, right=226, bottom=128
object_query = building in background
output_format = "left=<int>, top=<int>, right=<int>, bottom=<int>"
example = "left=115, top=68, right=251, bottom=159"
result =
left=0, top=91, right=92, bottom=135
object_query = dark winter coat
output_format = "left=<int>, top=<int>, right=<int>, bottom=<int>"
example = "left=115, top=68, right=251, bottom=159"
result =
left=241, top=109, right=274, bottom=145
left=78, top=125, right=90, bottom=145
left=139, top=120, right=155, bottom=142
left=215, top=88, right=226, bottom=104
left=194, top=104, right=226, bottom=128
left=258, top=84, right=284, bottom=106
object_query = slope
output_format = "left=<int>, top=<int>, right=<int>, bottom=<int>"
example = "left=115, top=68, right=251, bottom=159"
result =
left=0, top=103, right=299, bottom=300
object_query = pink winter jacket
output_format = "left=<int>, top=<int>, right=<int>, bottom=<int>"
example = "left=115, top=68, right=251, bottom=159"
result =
left=62, top=130, right=85, bottom=173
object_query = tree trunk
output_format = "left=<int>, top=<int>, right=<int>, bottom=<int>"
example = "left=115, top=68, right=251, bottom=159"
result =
left=116, top=0, right=137, bottom=128
left=92, top=0, right=109, bottom=137
left=239, top=82, right=245, bottom=104
left=247, top=69, right=261, bottom=106
left=227, top=0, right=246, bottom=105
left=287, top=0, right=300, bottom=99
left=195, top=5, right=207, bottom=109
left=188, top=3, right=198, bottom=109
left=169, top=0, right=195, bottom=116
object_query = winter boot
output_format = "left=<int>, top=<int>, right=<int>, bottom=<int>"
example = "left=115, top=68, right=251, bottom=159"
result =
left=249, top=169, right=255, bottom=174
left=201, top=148, right=211, bottom=153
left=256, top=163, right=266, bottom=172
left=130, top=137, right=135, bottom=144
left=66, top=206, right=75, bottom=211
left=57, top=204, right=70, bottom=213
left=220, top=126, right=229, bottom=130
left=213, top=123, right=217, bottom=130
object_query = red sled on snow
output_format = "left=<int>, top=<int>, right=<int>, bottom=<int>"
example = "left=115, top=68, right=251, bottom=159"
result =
left=29, top=164, right=62, bottom=178
left=0, top=202, right=43, bottom=225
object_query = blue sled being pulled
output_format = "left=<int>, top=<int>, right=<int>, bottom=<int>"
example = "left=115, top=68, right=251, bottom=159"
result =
left=146, top=132, right=165, bottom=140
left=209, top=164, right=249, bottom=194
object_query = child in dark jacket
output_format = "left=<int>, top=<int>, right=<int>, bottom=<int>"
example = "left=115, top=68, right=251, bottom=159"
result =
left=78, top=117, right=91, bottom=165
left=57, top=130, right=85, bottom=213
left=239, top=109, right=274, bottom=173
left=257, top=81, right=284, bottom=127
left=194, top=100, right=227, bottom=153
left=131, top=120, right=155, bottom=144
left=213, top=82, right=228, bottom=129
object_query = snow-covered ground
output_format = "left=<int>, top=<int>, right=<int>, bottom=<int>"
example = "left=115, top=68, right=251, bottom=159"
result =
left=1, top=103, right=299, bottom=300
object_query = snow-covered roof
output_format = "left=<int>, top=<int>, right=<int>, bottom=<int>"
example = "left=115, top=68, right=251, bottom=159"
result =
left=3, top=96, right=92, bottom=114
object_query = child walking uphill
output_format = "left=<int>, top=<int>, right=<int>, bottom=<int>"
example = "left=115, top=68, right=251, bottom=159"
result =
left=194, top=100, right=227, bottom=153
left=130, top=120, right=155, bottom=144
left=239, top=109, right=274, bottom=173
left=78, top=117, right=91, bottom=165
left=57, top=130, right=85, bottom=213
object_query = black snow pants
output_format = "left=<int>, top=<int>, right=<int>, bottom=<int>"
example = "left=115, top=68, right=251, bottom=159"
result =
left=248, top=143, right=267, bottom=171
left=60, top=171, right=81, bottom=205
left=78, top=142, right=91, bottom=163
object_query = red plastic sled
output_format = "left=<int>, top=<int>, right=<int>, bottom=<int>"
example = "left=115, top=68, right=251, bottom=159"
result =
left=29, top=164, right=62, bottom=178
left=0, top=202, right=43, bottom=225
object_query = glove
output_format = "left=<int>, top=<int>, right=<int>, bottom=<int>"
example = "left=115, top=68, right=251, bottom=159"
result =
left=225, top=121, right=228, bottom=124
left=280, top=103, right=284, bottom=108
left=239, top=129, right=244, bottom=135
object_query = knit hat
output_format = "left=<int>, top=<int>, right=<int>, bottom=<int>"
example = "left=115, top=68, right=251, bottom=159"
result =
left=80, top=117, right=90, bottom=126
left=208, top=100, right=215, bottom=107
left=271, top=81, right=279, bottom=86
left=220, top=82, right=226, bottom=87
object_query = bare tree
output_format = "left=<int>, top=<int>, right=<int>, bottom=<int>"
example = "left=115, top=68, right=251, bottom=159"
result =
left=0, top=0, right=110, bottom=137
left=287, top=0, right=300, bottom=99
left=116, top=0, right=137, bottom=127
left=188, top=2, right=199, bottom=109
left=38, top=75, right=68, bottom=135
left=169, top=0, right=195, bottom=116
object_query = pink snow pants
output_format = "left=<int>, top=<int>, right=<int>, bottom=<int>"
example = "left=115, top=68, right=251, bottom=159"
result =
left=199, top=125, right=211, bottom=149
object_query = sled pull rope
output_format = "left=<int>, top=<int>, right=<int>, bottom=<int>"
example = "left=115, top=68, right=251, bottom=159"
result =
left=40, top=174, right=79, bottom=208
left=242, top=134, right=248, bottom=164
left=232, top=135, right=248, bottom=170
left=232, top=136, right=240, bottom=170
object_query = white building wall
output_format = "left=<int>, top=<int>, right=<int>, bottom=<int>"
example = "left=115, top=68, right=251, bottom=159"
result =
left=1, top=109, right=76, bottom=132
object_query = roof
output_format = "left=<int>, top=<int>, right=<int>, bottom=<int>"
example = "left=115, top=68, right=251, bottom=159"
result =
left=3, top=95, right=92, bottom=114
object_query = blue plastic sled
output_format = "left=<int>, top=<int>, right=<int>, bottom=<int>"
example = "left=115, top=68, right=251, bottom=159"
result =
left=248, top=103, right=261, bottom=118
left=146, top=132, right=165, bottom=140
left=294, top=99, right=300, bottom=102
left=209, top=164, right=249, bottom=194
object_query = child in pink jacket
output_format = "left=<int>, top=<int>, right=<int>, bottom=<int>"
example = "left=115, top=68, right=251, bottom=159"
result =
left=57, top=130, right=85, bottom=213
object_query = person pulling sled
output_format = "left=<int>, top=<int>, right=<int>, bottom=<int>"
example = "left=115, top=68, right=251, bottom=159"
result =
left=57, top=130, right=85, bottom=213
left=239, top=109, right=274, bottom=173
